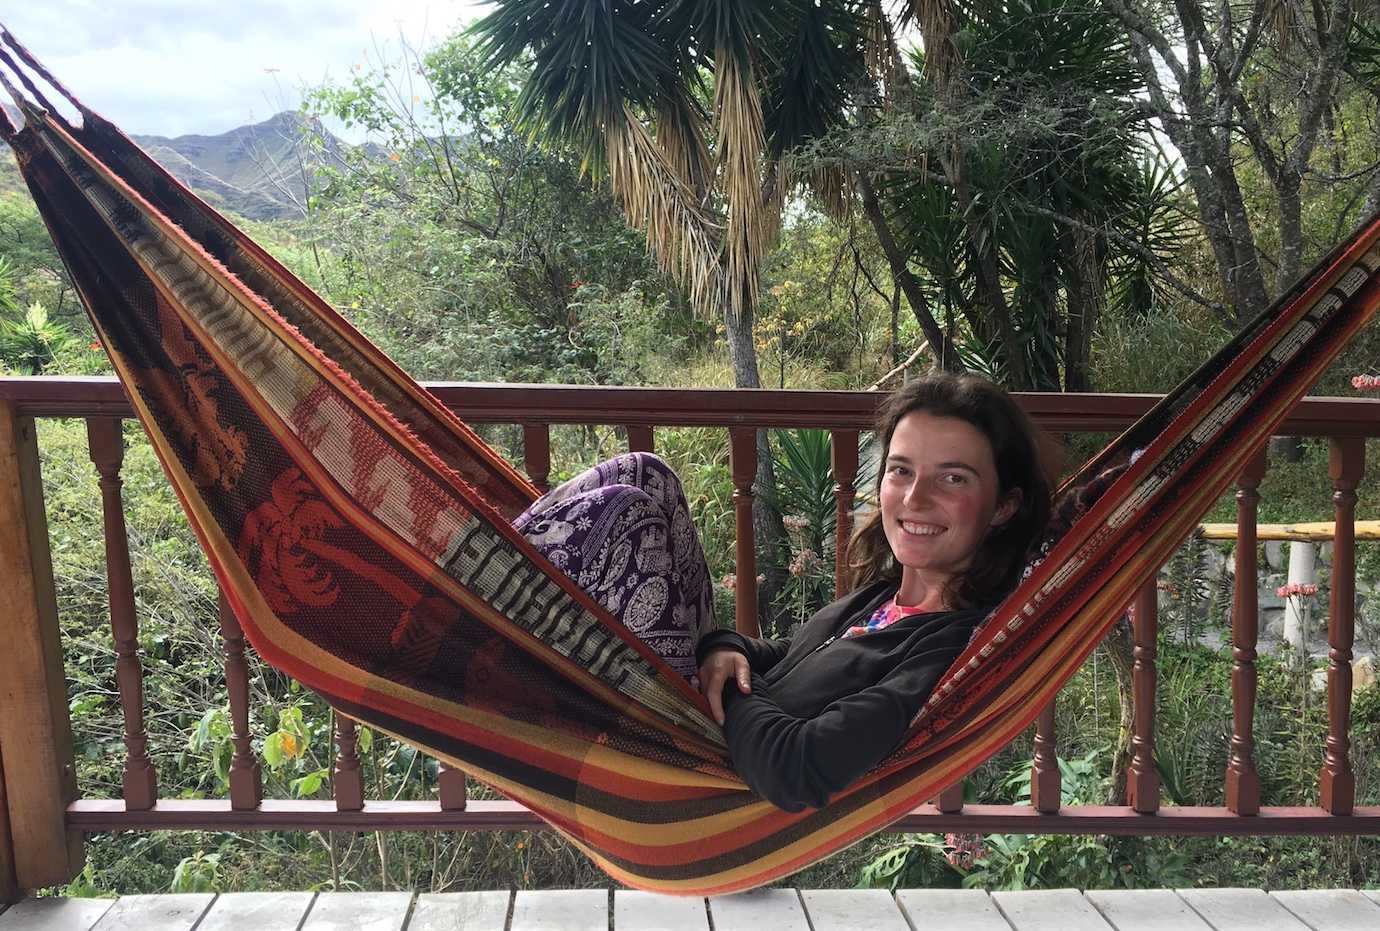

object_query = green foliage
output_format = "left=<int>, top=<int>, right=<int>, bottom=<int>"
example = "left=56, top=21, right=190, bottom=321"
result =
left=856, top=836, right=959, bottom=890
left=170, top=851, right=222, bottom=893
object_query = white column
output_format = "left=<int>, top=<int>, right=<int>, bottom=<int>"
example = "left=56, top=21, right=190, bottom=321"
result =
left=1282, top=540, right=1315, bottom=655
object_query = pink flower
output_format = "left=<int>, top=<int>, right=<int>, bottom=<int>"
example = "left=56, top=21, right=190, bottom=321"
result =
left=789, top=548, right=822, bottom=577
left=1352, top=374, right=1380, bottom=390
left=943, top=832, right=987, bottom=870
left=1276, top=582, right=1319, bottom=598
left=782, top=515, right=811, bottom=534
left=719, top=574, right=737, bottom=591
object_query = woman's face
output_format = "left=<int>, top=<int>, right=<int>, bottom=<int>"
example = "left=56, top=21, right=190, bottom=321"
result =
left=880, top=410, right=1019, bottom=606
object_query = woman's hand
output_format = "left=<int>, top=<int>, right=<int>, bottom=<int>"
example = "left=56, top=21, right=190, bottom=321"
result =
left=698, top=648, right=751, bottom=725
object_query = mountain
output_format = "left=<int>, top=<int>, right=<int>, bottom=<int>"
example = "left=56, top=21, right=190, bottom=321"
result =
left=132, top=111, right=345, bottom=221
left=0, top=105, right=355, bottom=220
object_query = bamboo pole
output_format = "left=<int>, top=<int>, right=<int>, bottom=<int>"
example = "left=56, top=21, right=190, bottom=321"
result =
left=1198, top=521, right=1380, bottom=541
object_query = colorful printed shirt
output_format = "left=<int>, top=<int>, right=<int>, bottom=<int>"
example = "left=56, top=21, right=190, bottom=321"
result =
left=841, top=596, right=935, bottom=638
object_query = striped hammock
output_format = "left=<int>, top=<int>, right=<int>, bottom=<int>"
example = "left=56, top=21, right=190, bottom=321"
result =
left=3, top=32, right=1378, bottom=895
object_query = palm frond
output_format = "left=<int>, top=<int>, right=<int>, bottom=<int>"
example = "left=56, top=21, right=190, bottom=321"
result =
left=715, top=44, right=770, bottom=323
left=605, top=111, right=724, bottom=319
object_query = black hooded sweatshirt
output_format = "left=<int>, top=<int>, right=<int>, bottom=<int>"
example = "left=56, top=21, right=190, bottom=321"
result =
left=695, top=580, right=988, bottom=812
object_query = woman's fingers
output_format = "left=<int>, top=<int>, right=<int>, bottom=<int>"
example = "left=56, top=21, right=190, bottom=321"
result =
left=732, top=653, right=750, bottom=693
left=708, top=681, right=726, bottom=725
left=698, top=651, right=750, bottom=726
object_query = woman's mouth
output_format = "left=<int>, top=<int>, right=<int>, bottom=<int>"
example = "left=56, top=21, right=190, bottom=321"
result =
left=900, top=520, right=945, bottom=537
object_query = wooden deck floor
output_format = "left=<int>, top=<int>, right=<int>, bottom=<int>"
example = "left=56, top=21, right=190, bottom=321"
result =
left=1, top=888, right=1379, bottom=930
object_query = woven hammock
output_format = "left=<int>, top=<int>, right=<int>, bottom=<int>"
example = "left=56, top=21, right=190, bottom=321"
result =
left=3, top=32, right=1378, bottom=895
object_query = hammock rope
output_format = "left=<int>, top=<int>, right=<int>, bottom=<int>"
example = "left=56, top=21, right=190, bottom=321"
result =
left=3, top=31, right=1378, bottom=894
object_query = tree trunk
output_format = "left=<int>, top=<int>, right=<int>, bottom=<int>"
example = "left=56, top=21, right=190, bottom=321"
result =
left=1063, top=223, right=1103, bottom=392
left=721, top=295, right=790, bottom=633
left=1103, top=615, right=1136, bottom=804
left=856, top=173, right=963, bottom=372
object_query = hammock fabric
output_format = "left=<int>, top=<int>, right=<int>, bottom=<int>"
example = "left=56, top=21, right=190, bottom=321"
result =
left=3, top=33, right=1379, bottom=895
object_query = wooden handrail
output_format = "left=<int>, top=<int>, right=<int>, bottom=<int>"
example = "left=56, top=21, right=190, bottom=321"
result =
left=0, top=377, right=1377, bottom=436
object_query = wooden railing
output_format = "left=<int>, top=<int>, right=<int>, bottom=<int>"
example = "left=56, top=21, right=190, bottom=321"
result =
left=0, top=375, right=1377, bottom=900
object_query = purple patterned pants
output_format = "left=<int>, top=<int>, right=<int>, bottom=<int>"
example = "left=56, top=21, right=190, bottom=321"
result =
left=513, top=452, right=715, bottom=682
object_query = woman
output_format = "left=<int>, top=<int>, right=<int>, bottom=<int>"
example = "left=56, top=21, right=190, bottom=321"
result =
left=514, top=373, right=1051, bottom=811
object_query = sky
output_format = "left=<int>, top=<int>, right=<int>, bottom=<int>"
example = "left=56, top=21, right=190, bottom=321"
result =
left=3, top=1, right=492, bottom=138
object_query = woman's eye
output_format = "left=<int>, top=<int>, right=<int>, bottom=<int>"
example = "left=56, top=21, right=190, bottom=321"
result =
left=942, top=473, right=967, bottom=485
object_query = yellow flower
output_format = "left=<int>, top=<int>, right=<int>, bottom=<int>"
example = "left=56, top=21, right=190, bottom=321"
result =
left=280, top=733, right=300, bottom=758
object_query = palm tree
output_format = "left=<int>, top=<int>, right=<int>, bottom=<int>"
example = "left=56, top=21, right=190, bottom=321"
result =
left=475, top=1, right=883, bottom=621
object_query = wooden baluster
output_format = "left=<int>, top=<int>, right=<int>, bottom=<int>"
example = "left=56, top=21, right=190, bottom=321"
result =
left=626, top=425, right=655, bottom=454
left=1030, top=701, right=1061, bottom=813
left=1127, top=579, right=1160, bottom=813
left=87, top=417, right=157, bottom=811
left=936, top=782, right=964, bottom=813
left=1225, top=449, right=1267, bottom=815
left=729, top=427, right=760, bottom=638
left=1321, top=437, right=1364, bottom=814
left=333, top=713, right=364, bottom=811
left=217, top=594, right=261, bottom=810
left=830, top=430, right=859, bottom=596
left=522, top=423, right=551, bottom=495
left=438, top=761, right=467, bottom=811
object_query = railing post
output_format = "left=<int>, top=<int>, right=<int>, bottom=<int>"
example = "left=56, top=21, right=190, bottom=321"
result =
left=0, top=743, right=18, bottom=904
left=522, top=424, right=551, bottom=495
left=333, top=715, right=365, bottom=811
left=729, top=427, right=760, bottom=638
left=626, top=425, right=655, bottom=454
left=1030, top=701, right=1061, bottom=813
left=1321, top=437, right=1364, bottom=814
left=1225, top=449, right=1267, bottom=815
left=0, top=400, right=83, bottom=888
left=830, top=430, right=859, bottom=596
left=935, top=782, right=964, bottom=813
left=87, top=417, right=157, bottom=811
left=1126, top=579, right=1160, bottom=813
left=438, top=762, right=467, bottom=811
left=217, top=595, right=261, bottom=810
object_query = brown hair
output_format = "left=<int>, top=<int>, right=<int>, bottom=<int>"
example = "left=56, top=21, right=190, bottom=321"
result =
left=843, top=373, right=1052, bottom=608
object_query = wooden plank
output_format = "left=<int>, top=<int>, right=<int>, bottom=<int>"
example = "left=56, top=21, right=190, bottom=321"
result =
left=196, top=892, right=315, bottom=931
left=895, top=889, right=1011, bottom=930
left=0, top=405, right=82, bottom=889
left=1084, top=890, right=1213, bottom=930
left=1176, top=889, right=1310, bottom=930
left=90, top=894, right=214, bottom=931
left=300, top=892, right=413, bottom=931
left=0, top=897, right=114, bottom=930
left=800, top=889, right=909, bottom=931
left=510, top=890, right=607, bottom=931
left=613, top=891, right=708, bottom=930
left=1270, top=889, right=1380, bottom=930
left=409, top=892, right=510, bottom=931
left=708, top=890, right=809, bottom=931
left=991, top=889, right=1112, bottom=930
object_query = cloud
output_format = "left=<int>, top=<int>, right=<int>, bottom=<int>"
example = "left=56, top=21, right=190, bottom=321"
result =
left=2, top=0, right=491, bottom=136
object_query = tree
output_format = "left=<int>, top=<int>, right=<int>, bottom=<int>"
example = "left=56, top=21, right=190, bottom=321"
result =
left=301, top=35, right=690, bottom=388
left=1104, top=0, right=1370, bottom=319
left=474, top=2, right=877, bottom=614
left=817, top=0, right=1186, bottom=390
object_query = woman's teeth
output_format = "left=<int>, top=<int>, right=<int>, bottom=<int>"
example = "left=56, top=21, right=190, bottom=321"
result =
left=901, top=521, right=943, bottom=536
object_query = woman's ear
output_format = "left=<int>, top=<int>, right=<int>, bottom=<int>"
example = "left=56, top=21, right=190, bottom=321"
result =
left=991, top=488, right=1023, bottom=528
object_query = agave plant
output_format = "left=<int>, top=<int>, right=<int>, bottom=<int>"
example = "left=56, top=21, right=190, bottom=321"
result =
left=0, top=301, right=75, bottom=374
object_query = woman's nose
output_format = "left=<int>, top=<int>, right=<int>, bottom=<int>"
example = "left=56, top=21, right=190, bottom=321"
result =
left=902, top=476, right=931, bottom=507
